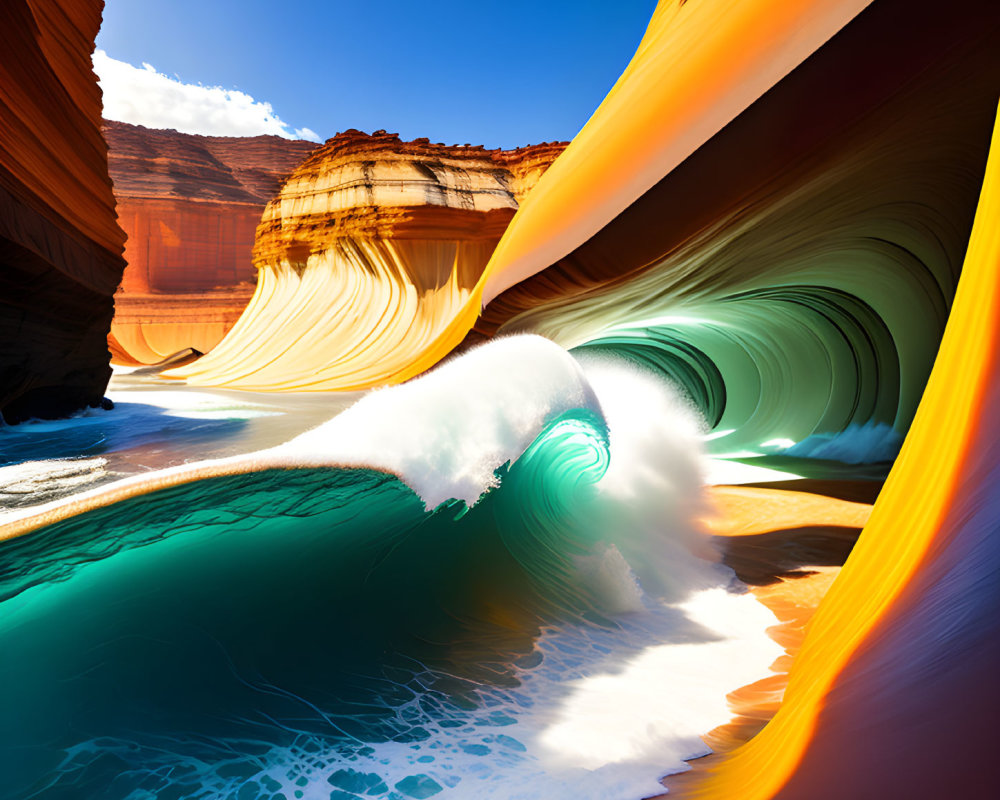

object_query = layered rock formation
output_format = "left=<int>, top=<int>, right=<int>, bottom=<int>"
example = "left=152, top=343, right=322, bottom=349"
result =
left=0, top=0, right=127, bottom=423
left=170, top=131, right=565, bottom=389
left=104, top=120, right=317, bottom=364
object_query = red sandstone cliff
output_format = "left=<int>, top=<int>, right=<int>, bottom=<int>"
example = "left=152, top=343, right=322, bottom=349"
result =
left=105, top=121, right=318, bottom=293
left=104, top=121, right=318, bottom=363
left=252, top=130, right=567, bottom=266
left=0, top=0, right=127, bottom=423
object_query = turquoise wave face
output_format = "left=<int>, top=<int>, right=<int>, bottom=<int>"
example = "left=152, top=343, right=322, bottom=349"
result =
left=1, top=409, right=711, bottom=800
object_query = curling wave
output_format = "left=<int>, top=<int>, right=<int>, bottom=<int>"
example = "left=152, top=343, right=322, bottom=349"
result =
left=0, top=336, right=760, bottom=800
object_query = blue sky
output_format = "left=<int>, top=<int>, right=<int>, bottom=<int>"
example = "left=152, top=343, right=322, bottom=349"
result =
left=95, top=0, right=657, bottom=148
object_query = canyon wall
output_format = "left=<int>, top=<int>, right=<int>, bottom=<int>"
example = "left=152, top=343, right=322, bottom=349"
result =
left=170, top=131, right=566, bottom=389
left=104, top=121, right=317, bottom=363
left=0, top=0, right=127, bottom=423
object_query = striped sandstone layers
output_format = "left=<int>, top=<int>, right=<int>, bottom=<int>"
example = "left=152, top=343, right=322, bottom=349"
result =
left=0, top=0, right=127, bottom=423
left=169, top=131, right=565, bottom=389
left=104, top=120, right=317, bottom=364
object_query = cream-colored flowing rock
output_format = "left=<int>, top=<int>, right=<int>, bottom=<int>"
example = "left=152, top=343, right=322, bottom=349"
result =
left=169, top=130, right=565, bottom=390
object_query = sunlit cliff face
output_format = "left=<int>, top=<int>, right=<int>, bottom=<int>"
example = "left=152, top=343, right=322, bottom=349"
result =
left=167, top=131, right=565, bottom=389
left=103, top=120, right=319, bottom=365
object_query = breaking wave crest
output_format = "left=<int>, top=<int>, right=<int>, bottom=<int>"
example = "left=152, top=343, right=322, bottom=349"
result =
left=0, top=336, right=764, bottom=800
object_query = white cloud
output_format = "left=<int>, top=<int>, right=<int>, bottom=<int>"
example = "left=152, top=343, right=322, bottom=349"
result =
left=93, top=50, right=321, bottom=141
left=294, top=127, right=322, bottom=142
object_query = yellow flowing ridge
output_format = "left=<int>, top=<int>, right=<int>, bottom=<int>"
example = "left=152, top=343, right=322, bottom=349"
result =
left=408, top=0, right=873, bottom=385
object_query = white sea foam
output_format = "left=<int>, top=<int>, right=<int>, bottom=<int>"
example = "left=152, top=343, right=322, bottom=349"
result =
left=573, top=354, right=723, bottom=602
left=273, top=335, right=603, bottom=508
left=532, top=588, right=783, bottom=784
left=356, top=586, right=783, bottom=800
left=703, top=458, right=802, bottom=485
left=277, top=337, right=712, bottom=514
left=0, top=458, right=112, bottom=511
